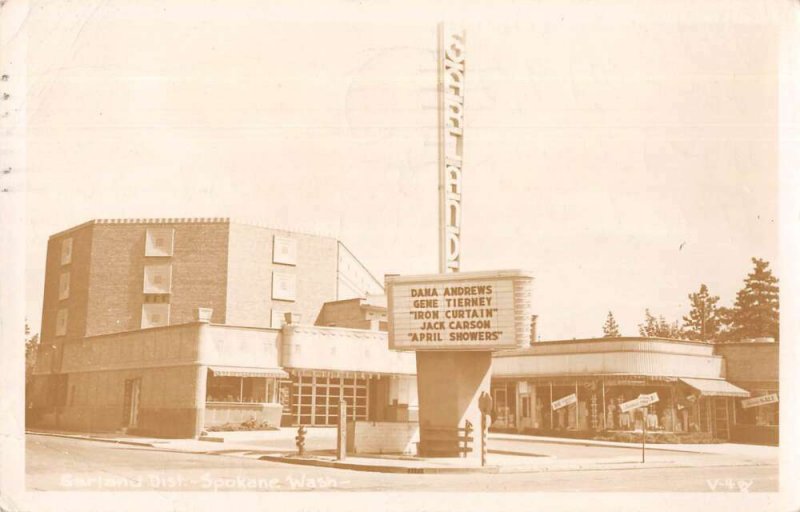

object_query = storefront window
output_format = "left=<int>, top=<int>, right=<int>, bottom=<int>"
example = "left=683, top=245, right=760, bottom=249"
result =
left=735, top=390, right=778, bottom=427
left=206, top=374, right=278, bottom=403
left=603, top=384, right=684, bottom=432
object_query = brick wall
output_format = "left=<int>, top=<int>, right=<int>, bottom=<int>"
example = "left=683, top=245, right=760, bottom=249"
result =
left=40, top=223, right=94, bottom=350
left=225, top=223, right=339, bottom=328
left=714, top=343, right=779, bottom=384
left=315, top=299, right=366, bottom=327
left=168, top=222, right=229, bottom=325
left=84, top=221, right=229, bottom=336
left=54, top=365, right=203, bottom=437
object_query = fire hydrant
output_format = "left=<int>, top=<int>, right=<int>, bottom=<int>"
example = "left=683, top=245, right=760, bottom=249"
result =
left=295, top=425, right=307, bottom=456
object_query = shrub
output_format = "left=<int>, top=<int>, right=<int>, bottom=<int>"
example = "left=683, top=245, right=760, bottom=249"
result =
left=206, top=417, right=278, bottom=432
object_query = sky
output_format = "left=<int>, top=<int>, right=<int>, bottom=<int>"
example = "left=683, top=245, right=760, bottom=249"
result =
left=23, top=0, right=782, bottom=340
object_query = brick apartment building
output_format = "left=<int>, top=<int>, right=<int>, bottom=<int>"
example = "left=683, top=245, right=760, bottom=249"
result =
left=39, top=217, right=383, bottom=345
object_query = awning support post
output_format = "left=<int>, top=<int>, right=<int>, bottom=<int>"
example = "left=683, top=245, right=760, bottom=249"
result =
left=601, top=378, right=607, bottom=430
left=575, top=379, right=579, bottom=429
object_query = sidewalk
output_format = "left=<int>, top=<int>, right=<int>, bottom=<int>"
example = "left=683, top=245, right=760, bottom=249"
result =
left=255, top=450, right=775, bottom=475
left=489, top=432, right=780, bottom=459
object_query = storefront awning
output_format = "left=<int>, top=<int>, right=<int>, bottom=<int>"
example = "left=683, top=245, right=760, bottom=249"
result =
left=208, top=366, right=289, bottom=379
left=286, top=368, right=414, bottom=379
left=679, top=377, right=750, bottom=398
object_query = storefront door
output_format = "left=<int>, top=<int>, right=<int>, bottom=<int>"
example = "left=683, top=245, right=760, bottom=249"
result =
left=492, top=387, right=508, bottom=428
left=123, top=378, right=141, bottom=428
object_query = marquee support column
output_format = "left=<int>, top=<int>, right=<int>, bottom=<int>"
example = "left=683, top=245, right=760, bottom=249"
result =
left=415, top=350, right=492, bottom=458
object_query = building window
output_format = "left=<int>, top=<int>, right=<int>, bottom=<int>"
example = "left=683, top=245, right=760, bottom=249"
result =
left=58, top=272, right=70, bottom=300
left=291, top=374, right=368, bottom=426
left=206, top=375, right=278, bottom=403
left=141, top=303, right=170, bottom=329
left=272, top=236, right=297, bottom=266
left=735, top=390, right=779, bottom=427
left=271, top=272, right=296, bottom=301
left=60, top=238, right=73, bottom=265
left=143, top=264, right=172, bottom=294
left=55, top=308, right=68, bottom=336
left=145, top=228, right=175, bottom=257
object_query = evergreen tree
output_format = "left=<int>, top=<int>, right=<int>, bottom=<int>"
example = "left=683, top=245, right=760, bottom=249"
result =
left=682, top=284, right=720, bottom=342
left=720, top=258, right=780, bottom=341
left=602, top=311, right=621, bottom=337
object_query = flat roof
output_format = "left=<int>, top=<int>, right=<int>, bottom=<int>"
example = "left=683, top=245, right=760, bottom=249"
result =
left=494, top=336, right=711, bottom=357
left=48, top=217, right=339, bottom=241
left=386, top=269, right=534, bottom=283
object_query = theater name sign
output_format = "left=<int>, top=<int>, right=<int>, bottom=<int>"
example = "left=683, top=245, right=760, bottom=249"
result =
left=386, top=270, right=534, bottom=351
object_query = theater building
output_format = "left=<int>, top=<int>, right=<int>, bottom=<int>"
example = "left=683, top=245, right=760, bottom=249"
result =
left=28, top=218, right=778, bottom=445
left=28, top=218, right=415, bottom=437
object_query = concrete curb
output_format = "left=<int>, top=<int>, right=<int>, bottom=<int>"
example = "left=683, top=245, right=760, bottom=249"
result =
left=255, top=453, right=775, bottom=475
left=488, top=434, right=719, bottom=455
left=26, top=430, right=157, bottom=448
left=256, top=454, right=500, bottom=474
left=198, top=436, right=226, bottom=443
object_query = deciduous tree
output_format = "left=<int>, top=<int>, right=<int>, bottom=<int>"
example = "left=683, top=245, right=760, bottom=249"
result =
left=638, top=309, right=682, bottom=339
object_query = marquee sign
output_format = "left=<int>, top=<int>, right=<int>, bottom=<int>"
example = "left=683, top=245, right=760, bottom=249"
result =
left=386, top=270, right=533, bottom=351
left=438, top=24, right=466, bottom=273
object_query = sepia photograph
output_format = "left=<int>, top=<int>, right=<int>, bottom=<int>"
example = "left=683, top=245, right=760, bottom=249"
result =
left=1, top=0, right=798, bottom=511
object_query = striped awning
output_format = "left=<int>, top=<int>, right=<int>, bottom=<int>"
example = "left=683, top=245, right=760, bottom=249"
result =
left=679, top=377, right=750, bottom=398
left=286, top=368, right=406, bottom=379
left=208, top=366, right=289, bottom=379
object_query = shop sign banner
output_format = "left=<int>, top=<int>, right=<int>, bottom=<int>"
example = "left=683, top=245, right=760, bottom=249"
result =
left=741, top=393, right=778, bottom=409
left=639, top=392, right=659, bottom=406
left=620, top=393, right=659, bottom=413
left=619, top=397, right=644, bottom=413
left=551, top=393, right=577, bottom=411
left=386, top=270, right=533, bottom=351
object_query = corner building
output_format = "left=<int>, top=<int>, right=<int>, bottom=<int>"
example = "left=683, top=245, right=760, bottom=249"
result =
left=29, top=218, right=415, bottom=437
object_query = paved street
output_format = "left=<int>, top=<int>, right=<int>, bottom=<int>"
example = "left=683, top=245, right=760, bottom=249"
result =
left=26, top=434, right=778, bottom=492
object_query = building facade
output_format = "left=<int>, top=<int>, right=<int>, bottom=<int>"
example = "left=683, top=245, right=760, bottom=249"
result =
left=29, top=218, right=778, bottom=445
left=713, top=341, right=779, bottom=444
left=490, top=337, right=778, bottom=444
left=29, top=218, right=408, bottom=437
